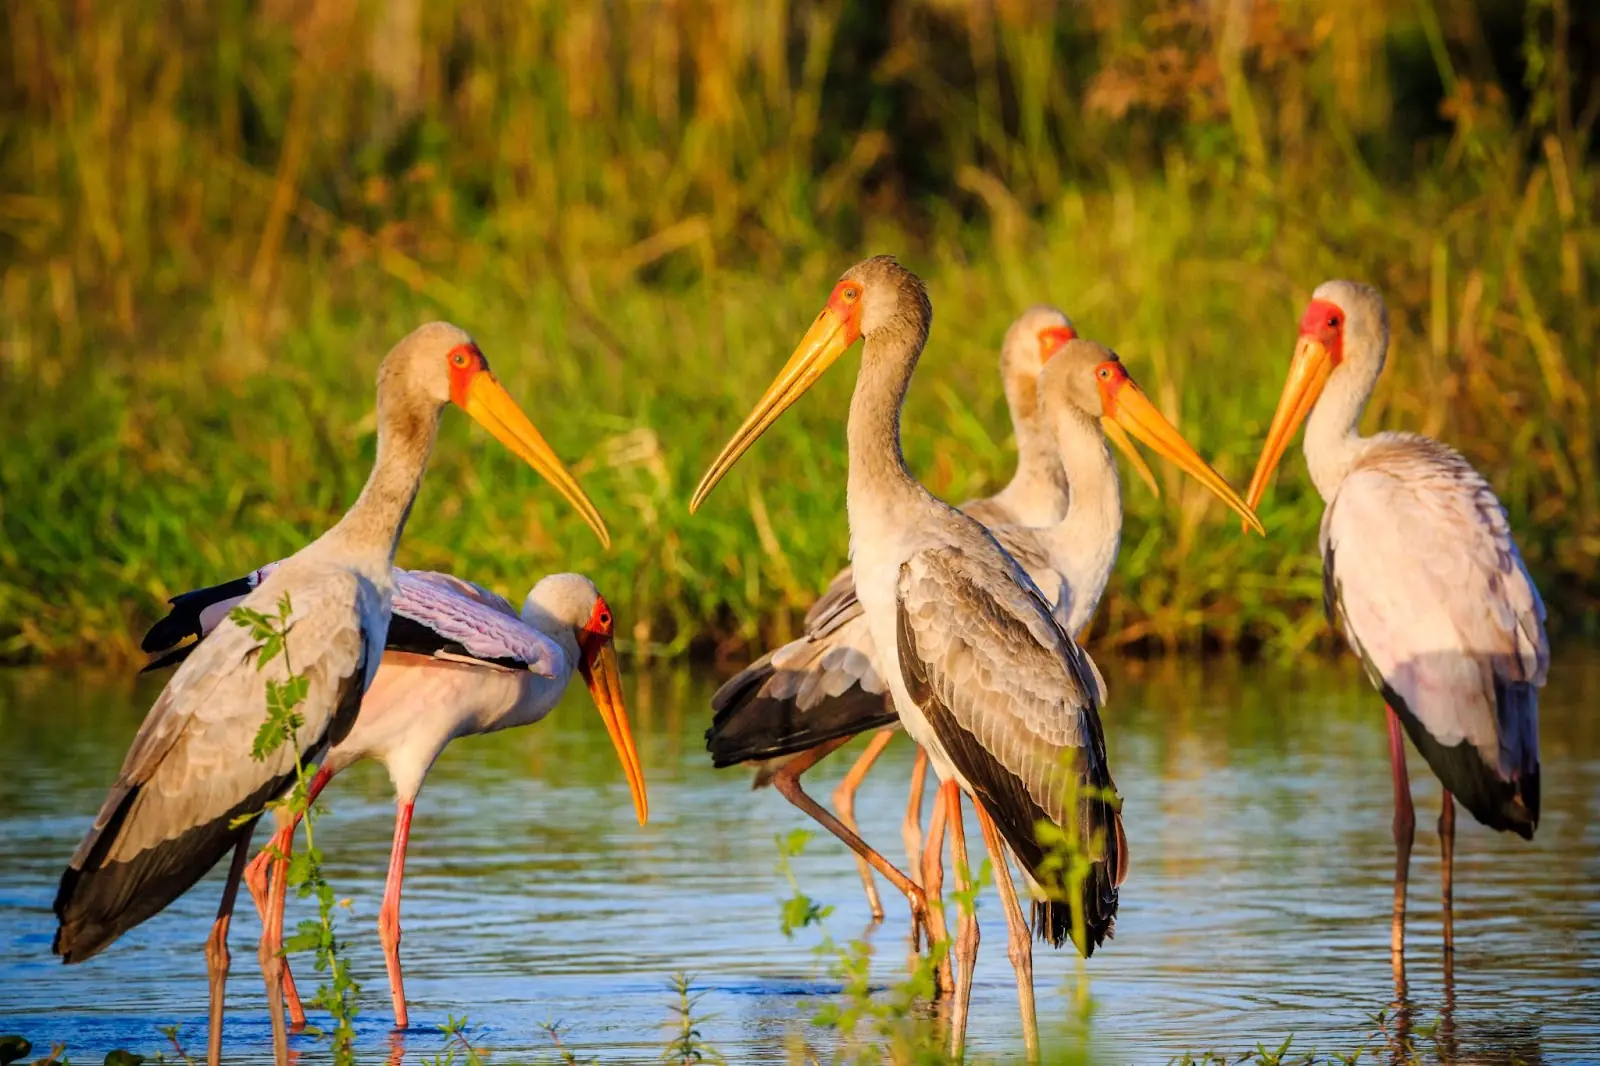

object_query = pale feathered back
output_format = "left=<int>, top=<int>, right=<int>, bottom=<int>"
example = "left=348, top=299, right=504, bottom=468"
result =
left=1301, top=282, right=1545, bottom=837
left=1322, top=431, right=1546, bottom=835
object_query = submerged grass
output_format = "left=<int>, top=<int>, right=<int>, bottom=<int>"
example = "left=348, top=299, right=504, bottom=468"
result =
left=2, top=1, right=1596, bottom=664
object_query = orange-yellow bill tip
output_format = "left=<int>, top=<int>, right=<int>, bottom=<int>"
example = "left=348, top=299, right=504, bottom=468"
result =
left=463, top=374, right=612, bottom=549
left=689, top=305, right=857, bottom=513
left=1244, top=335, right=1336, bottom=520
left=582, top=641, right=647, bottom=824
left=1107, top=376, right=1265, bottom=536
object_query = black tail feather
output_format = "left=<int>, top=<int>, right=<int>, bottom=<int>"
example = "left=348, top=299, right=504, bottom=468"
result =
left=1028, top=862, right=1119, bottom=957
left=53, top=770, right=287, bottom=963
left=1385, top=683, right=1539, bottom=839
left=141, top=576, right=256, bottom=654
left=139, top=643, right=197, bottom=674
left=1032, top=901, right=1071, bottom=951
left=705, top=661, right=896, bottom=767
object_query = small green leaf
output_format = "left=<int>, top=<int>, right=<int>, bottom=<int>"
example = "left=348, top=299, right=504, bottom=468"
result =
left=258, top=633, right=284, bottom=669
left=104, top=1050, right=146, bottom=1066
left=780, top=828, right=812, bottom=857
left=229, top=605, right=275, bottom=639
left=287, top=849, right=315, bottom=886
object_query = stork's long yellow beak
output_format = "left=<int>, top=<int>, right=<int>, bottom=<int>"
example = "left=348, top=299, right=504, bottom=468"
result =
left=1101, top=419, right=1161, bottom=498
left=463, top=374, right=611, bottom=549
left=1244, top=336, right=1336, bottom=519
left=1101, top=367, right=1264, bottom=535
left=579, top=640, right=648, bottom=825
left=690, top=305, right=857, bottom=512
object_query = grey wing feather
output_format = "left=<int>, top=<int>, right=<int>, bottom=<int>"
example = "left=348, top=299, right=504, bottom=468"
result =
left=54, top=564, right=378, bottom=961
left=1322, top=433, right=1544, bottom=835
left=706, top=483, right=1066, bottom=773
left=390, top=569, right=560, bottom=676
left=706, top=598, right=894, bottom=767
left=896, top=545, right=1122, bottom=954
left=117, top=568, right=375, bottom=836
left=993, top=525, right=1072, bottom=631
left=804, top=565, right=862, bottom=631
left=991, top=526, right=1104, bottom=700
left=399, top=569, right=520, bottom=618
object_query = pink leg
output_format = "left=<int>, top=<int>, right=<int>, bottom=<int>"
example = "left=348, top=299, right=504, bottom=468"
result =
left=833, top=729, right=897, bottom=921
left=205, top=833, right=252, bottom=1066
left=247, top=815, right=305, bottom=1029
left=259, top=813, right=292, bottom=1066
left=1439, top=790, right=1455, bottom=955
left=903, top=746, right=929, bottom=883
left=976, top=803, right=1038, bottom=1058
left=1386, top=706, right=1415, bottom=978
left=249, top=766, right=332, bottom=1031
left=944, top=782, right=979, bottom=1058
left=921, top=784, right=954, bottom=997
left=379, top=800, right=416, bottom=1030
left=770, top=740, right=929, bottom=942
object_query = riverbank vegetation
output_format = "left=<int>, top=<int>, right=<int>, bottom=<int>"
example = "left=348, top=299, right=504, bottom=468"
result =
left=2, top=1, right=1595, bottom=664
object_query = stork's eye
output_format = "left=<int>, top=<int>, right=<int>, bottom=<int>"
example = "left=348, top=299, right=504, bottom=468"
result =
left=843, top=286, right=860, bottom=302
left=450, top=351, right=470, bottom=368
left=1327, top=314, right=1341, bottom=329
left=599, top=611, right=611, bottom=627
left=1097, top=367, right=1111, bottom=379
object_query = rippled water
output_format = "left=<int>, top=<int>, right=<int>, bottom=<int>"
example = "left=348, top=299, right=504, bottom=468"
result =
left=1, top=652, right=1597, bottom=1063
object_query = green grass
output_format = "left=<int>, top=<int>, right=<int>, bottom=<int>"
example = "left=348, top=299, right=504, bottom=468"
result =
left=1, top=1, right=1595, bottom=664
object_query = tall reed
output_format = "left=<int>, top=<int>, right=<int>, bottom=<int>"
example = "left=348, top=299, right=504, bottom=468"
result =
left=1, top=0, right=1594, bottom=663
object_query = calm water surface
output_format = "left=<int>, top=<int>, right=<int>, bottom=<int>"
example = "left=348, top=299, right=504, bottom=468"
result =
left=1, top=653, right=1596, bottom=1063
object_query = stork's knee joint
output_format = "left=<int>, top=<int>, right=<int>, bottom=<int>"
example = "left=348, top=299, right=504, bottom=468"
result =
left=206, top=929, right=231, bottom=972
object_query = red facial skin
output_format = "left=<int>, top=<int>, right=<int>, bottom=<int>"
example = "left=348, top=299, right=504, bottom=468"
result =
left=824, top=281, right=865, bottom=346
left=446, top=343, right=488, bottom=406
left=1036, top=324, right=1078, bottom=363
left=1094, top=359, right=1131, bottom=417
left=577, top=595, right=616, bottom=676
left=1298, top=299, right=1346, bottom=366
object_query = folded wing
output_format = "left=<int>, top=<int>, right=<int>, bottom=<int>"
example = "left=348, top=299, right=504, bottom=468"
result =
left=57, top=566, right=377, bottom=962
left=895, top=545, right=1123, bottom=955
left=1323, top=433, right=1545, bottom=836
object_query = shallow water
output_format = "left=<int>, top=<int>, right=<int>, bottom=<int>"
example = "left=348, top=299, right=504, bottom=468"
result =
left=1, top=652, right=1596, bottom=1064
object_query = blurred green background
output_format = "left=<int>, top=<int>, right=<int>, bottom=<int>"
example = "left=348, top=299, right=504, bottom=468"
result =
left=1, top=0, right=1595, bottom=665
